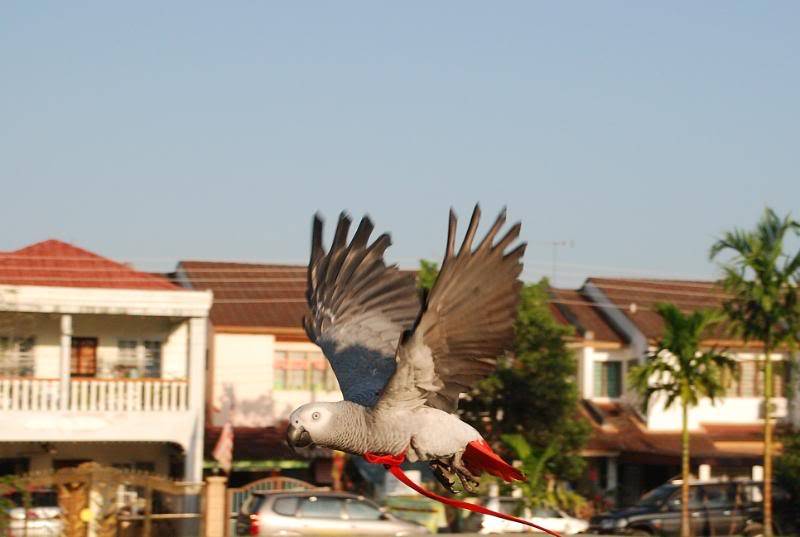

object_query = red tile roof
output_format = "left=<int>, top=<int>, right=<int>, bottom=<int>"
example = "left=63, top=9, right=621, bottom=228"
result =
left=177, top=261, right=308, bottom=330
left=0, top=239, right=179, bottom=290
left=580, top=400, right=778, bottom=459
left=549, top=288, right=626, bottom=344
left=586, top=278, right=728, bottom=341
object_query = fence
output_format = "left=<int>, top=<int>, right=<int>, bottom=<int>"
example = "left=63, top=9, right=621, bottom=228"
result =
left=0, top=377, right=189, bottom=412
left=0, top=462, right=203, bottom=537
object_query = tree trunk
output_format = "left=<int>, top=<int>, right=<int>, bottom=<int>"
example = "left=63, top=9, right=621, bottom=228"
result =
left=681, top=400, right=691, bottom=537
left=763, top=346, right=773, bottom=537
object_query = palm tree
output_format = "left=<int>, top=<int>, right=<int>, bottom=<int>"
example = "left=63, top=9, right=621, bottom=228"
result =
left=628, top=303, right=734, bottom=537
left=709, top=208, right=800, bottom=537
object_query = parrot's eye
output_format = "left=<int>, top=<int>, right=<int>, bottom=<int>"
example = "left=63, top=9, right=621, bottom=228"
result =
left=311, top=411, right=321, bottom=420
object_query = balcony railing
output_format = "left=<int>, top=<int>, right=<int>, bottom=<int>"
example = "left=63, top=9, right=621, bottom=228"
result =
left=0, top=377, right=189, bottom=412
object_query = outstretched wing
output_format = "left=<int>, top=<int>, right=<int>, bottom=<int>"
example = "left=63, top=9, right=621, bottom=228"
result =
left=376, top=205, right=525, bottom=413
left=304, top=212, right=421, bottom=407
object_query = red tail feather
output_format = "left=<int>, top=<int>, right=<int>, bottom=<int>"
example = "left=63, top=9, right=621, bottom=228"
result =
left=463, top=439, right=525, bottom=482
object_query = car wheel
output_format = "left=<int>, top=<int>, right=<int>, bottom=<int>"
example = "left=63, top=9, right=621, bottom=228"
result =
left=627, top=528, right=652, bottom=536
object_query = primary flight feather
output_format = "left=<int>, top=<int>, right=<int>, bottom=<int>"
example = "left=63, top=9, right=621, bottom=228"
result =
left=288, top=205, right=526, bottom=492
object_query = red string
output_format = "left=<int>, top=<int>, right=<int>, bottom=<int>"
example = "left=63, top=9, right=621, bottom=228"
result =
left=364, top=452, right=562, bottom=537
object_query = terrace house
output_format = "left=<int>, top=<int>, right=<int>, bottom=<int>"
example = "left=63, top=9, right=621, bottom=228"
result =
left=550, top=278, right=799, bottom=506
left=0, top=240, right=212, bottom=482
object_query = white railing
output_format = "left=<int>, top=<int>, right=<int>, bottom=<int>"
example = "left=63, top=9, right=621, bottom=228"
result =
left=0, top=377, right=189, bottom=412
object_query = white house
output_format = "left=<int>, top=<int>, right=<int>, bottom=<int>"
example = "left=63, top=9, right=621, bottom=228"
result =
left=550, top=278, right=798, bottom=506
left=175, top=261, right=341, bottom=480
left=0, top=240, right=212, bottom=482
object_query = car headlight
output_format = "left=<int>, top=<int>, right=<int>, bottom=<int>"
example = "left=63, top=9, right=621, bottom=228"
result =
left=614, top=518, right=629, bottom=529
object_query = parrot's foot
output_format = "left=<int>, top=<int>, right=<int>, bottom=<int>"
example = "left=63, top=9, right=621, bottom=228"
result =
left=453, top=451, right=481, bottom=494
left=429, top=460, right=459, bottom=494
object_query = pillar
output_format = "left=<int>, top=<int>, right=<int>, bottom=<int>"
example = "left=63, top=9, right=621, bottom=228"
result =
left=59, top=314, right=72, bottom=410
left=606, top=457, right=618, bottom=492
left=184, top=317, right=208, bottom=482
left=204, top=475, right=228, bottom=537
left=581, top=346, right=595, bottom=398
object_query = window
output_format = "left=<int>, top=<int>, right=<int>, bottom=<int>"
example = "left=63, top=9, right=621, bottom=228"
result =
left=143, top=341, right=162, bottom=378
left=702, top=484, right=735, bottom=509
left=110, top=339, right=162, bottom=379
left=297, top=496, right=344, bottom=519
left=115, top=340, right=139, bottom=378
left=273, top=350, right=339, bottom=391
left=273, top=496, right=300, bottom=516
left=594, top=361, right=622, bottom=398
left=725, top=360, right=788, bottom=398
left=345, top=499, right=382, bottom=520
left=0, top=336, right=35, bottom=377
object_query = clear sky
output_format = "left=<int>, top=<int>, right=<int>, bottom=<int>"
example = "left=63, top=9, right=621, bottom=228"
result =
left=2, top=2, right=798, bottom=287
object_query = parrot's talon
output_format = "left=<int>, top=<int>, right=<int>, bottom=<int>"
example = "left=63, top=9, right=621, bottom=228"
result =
left=429, top=460, right=459, bottom=494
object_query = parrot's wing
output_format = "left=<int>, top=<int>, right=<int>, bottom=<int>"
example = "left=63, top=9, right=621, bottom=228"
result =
left=304, top=212, right=421, bottom=407
left=377, top=205, right=525, bottom=413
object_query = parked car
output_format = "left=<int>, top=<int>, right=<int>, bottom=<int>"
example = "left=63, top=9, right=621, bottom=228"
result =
left=460, top=496, right=588, bottom=534
left=588, top=479, right=798, bottom=536
left=1, top=489, right=62, bottom=537
left=235, top=490, right=430, bottom=536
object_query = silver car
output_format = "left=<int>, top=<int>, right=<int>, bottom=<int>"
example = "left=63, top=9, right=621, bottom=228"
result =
left=235, top=490, right=429, bottom=536
left=2, top=489, right=62, bottom=537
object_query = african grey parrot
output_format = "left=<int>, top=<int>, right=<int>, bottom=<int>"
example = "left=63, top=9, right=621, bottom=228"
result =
left=287, top=205, right=526, bottom=492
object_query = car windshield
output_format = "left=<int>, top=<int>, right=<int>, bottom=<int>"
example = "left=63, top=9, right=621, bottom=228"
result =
left=3, top=491, right=58, bottom=508
left=636, top=485, right=676, bottom=507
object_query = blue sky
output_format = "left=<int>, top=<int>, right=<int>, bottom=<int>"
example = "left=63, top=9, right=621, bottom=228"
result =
left=1, top=2, right=798, bottom=287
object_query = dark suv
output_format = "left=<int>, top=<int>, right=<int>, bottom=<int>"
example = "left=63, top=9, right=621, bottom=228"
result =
left=588, top=480, right=797, bottom=536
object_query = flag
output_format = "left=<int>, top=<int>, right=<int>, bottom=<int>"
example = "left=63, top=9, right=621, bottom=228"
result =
left=212, top=422, right=234, bottom=473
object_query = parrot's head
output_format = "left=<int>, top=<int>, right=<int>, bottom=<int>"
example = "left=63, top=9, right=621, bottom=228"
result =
left=286, top=402, right=339, bottom=450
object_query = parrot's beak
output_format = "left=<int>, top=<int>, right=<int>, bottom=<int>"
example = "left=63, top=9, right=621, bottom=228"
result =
left=286, top=423, right=313, bottom=449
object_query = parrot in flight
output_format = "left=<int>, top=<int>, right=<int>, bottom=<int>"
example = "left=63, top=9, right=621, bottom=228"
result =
left=287, top=205, right=526, bottom=493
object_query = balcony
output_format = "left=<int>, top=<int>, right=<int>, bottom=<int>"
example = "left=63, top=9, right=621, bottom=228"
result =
left=0, top=377, right=189, bottom=412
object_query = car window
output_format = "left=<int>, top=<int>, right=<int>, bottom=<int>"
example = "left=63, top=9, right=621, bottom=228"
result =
left=4, top=491, right=59, bottom=508
left=637, top=485, right=677, bottom=507
left=273, top=496, right=300, bottom=516
left=743, top=484, right=763, bottom=504
left=702, top=485, right=735, bottom=508
left=345, top=499, right=382, bottom=520
left=668, top=486, right=703, bottom=509
left=298, top=496, right=345, bottom=519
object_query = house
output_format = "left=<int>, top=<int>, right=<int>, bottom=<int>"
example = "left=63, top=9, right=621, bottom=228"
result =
left=174, top=261, right=341, bottom=482
left=550, top=278, right=799, bottom=506
left=0, top=240, right=212, bottom=482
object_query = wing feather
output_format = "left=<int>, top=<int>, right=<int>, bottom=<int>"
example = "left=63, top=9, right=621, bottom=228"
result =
left=305, top=213, right=421, bottom=407
left=377, top=205, right=525, bottom=414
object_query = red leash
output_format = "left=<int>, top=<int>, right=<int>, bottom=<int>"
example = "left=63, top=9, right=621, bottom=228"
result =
left=364, top=452, right=562, bottom=537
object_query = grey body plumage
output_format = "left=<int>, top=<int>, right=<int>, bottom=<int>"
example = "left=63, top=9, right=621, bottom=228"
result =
left=289, top=205, right=526, bottom=492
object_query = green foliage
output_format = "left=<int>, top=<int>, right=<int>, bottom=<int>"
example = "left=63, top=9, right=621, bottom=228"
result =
left=709, top=207, right=800, bottom=352
left=417, top=259, right=439, bottom=294
left=501, top=434, right=587, bottom=512
left=459, top=279, right=590, bottom=506
left=0, top=475, right=31, bottom=531
left=416, top=260, right=589, bottom=508
left=776, top=432, right=800, bottom=502
left=628, top=303, right=735, bottom=413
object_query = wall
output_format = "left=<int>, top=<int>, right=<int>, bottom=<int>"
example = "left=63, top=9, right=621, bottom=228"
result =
left=0, top=312, right=188, bottom=379
left=211, top=333, right=341, bottom=428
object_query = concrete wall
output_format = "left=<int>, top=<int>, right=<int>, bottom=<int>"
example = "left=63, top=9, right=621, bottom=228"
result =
left=0, top=311, right=189, bottom=379
left=211, top=333, right=341, bottom=428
